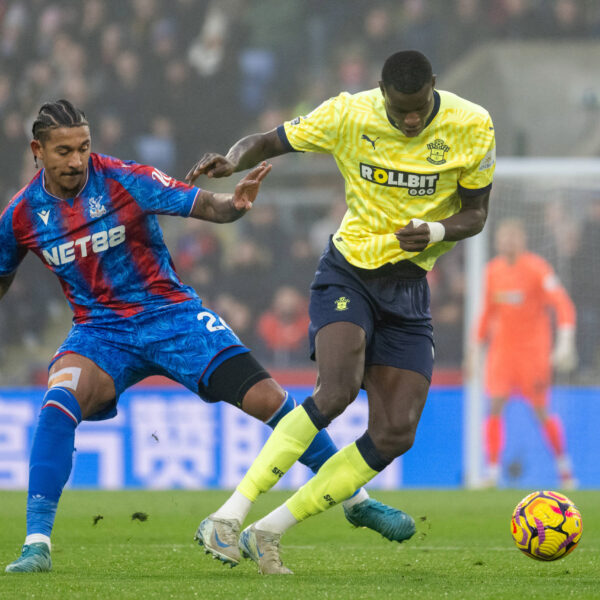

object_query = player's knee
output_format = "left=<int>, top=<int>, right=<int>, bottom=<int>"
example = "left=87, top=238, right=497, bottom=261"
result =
left=201, top=352, right=278, bottom=419
left=374, top=424, right=417, bottom=458
left=59, top=385, right=110, bottom=420
left=261, top=384, right=287, bottom=415
left=48, top=356, right=115, bottom=419
left=371, top=404, right=423, bottom=457
left=315, top=397, right=349, bottom=421
left=313, top=377, right=361, bottom=420
left=243, top=379, right=287, bottom=421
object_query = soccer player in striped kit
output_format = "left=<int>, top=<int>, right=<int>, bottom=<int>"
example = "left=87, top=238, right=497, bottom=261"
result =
left=186, top=50, right=496, bottom=573
left=2, top=100, right=402, bottom=573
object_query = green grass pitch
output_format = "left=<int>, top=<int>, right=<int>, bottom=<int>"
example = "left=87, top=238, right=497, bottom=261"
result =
left=0, top=490, right=598, bottom=599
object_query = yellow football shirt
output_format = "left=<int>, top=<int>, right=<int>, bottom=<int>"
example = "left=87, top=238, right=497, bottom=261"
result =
left=281, top=88, right=496, bottom=270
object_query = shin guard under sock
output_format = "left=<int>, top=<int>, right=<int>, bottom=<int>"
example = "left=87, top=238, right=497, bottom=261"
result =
left=27, top=387, right=81, bottom=537
left=237, top=400, right=326, bottom=501
left=266, top=393, right=339, bottom=474
left=286, top=438, right=382, bottom=521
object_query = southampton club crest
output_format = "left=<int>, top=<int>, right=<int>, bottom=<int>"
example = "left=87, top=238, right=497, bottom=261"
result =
left=334, top=296, right=350, bottom=311
left=88, top=196, right=107, bottom=219
left=426, top=139, right=450, bottom=165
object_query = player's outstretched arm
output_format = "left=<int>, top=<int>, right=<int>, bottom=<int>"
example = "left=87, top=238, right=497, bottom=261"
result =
left=395, top=189, right=490, bottom=252
left=185, top=129, right=288, bottom=184
left=189, top=162, right=272, bottom=223
left=0, top=273, right=15, bottom=300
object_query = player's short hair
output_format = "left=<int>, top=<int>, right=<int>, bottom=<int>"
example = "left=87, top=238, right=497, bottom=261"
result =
left=381, top=51, right=433, bottom=94
left=32, top=99, right=89, bottom=142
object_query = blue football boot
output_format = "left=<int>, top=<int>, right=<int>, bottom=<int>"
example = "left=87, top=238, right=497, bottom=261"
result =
left=5, top=543, right=52, bottom=573
left=344, top=498, right=416, bottom=542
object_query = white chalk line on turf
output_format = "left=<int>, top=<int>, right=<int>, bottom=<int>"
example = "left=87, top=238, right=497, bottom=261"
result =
left=389, top=546, right=595, bottom=553
left=153, top=543, right=513, bottom=552
left=285, top=545, right=597, bottom=553
left=106, top=543, right=597, bottom=554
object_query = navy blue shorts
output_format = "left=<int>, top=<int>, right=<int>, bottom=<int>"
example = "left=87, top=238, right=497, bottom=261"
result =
left=50, top=299, right=249, bottom=420
left=308, top=240, right=434, bottom=381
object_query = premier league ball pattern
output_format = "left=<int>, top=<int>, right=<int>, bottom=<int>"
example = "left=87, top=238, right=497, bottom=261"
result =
left=511, top=491, right=582, bottom=561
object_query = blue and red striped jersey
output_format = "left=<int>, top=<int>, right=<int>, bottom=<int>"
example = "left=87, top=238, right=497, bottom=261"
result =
left=0, top=153, right=201, bottom=322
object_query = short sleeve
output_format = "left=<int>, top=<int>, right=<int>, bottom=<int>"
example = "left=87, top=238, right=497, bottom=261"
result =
left=106, top=157, right=200, bottom=216
left=457, top=113, right=496, bottom=195
left=281, top=93, right=347, bottom=154
left=0, top=201, right=26, bottom=276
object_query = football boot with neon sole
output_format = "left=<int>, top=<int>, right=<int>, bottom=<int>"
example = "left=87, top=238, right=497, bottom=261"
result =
left=194, top=515, right=241, bottom=566
left=5, top=543, right=52, bottom=573
left=344, top=498, right=416, bottom=542
left=238, top=524, right=293, bottom=574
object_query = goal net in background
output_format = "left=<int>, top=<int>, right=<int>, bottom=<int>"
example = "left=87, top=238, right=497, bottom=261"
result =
left=462, top=158, right=600, bottom=488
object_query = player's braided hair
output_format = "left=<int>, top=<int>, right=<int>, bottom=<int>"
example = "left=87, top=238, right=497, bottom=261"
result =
left=381, top=50, right=433, bottom=94
left=32, top=99, right=89, bottom=142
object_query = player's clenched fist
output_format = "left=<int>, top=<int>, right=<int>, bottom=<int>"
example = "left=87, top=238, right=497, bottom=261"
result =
left=186, top=153, right=235, bottom=183
left=394, top=219, right=431, bottom=252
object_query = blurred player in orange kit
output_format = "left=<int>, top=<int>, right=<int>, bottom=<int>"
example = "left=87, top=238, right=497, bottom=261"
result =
left=470, top=218, right=577, bottom=489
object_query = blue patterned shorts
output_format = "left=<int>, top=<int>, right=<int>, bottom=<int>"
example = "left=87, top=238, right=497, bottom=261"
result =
left=51, top=299, right=248, bottom=419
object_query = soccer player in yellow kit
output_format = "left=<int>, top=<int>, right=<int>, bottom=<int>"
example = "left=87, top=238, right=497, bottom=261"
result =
left=186, top=50, right=496, bottom=574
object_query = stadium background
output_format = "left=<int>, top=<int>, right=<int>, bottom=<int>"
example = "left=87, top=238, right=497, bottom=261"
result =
left=1, top=0, right=599, bottom=491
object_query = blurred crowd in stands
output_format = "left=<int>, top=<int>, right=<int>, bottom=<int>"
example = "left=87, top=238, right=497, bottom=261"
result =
left=1, top=0, right=599, bottom=379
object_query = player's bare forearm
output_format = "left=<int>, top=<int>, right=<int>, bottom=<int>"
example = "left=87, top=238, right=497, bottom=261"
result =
left=190, top=190, right=246, bottom=223
left=186, top=130, right=286, bottom=182
left=440, top=190, right=490, bottom=241
left=395, top=190, right=490, bottom=251
left=226, top=130, right=287, bottom=172
left=189, top=163, right=272, bottom=223
left=0, top=273, right=15, bottom=300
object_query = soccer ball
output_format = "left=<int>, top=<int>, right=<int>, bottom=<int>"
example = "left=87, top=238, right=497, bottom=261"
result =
left=511, top=491, right=582, bottom=561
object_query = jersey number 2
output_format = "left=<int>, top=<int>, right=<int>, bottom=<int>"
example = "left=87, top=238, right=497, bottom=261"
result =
left=197, top=311, right=229, bottom=332
left=151, top=169, right=172, bottom=187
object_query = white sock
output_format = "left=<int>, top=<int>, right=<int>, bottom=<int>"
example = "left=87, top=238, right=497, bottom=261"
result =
left=212, top=489, right=253, bottom=523
left=557, top=455, right=573, bottom=478
left=255, top=504, right=298, bottom=536
left=25, top=534, right=51, bottom=550
left=488, top=463, right=500, bottom=484
left=342, top=487, right=369, bottom=509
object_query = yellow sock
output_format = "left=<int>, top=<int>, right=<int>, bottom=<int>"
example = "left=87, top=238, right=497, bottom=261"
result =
left=237, top=405, right=318, bottom=502
left=286, top=442, right=378, bottom=521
